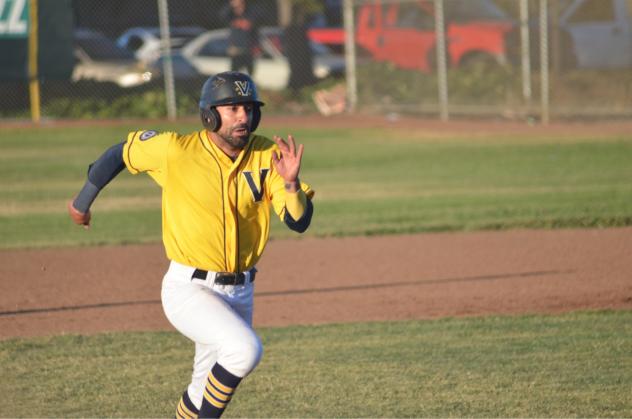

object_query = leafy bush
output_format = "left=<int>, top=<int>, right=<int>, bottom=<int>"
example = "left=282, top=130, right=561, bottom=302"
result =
left=355, top=61, right=515, bottom=107
left=4, top=78, right=339, bottom=119
left=43, top=87, right=199, bottom=119
left=4, top=65, right=631, bottom=120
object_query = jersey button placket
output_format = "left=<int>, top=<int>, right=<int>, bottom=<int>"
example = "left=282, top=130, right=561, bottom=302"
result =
left=224, top=171, right=239, bottom=273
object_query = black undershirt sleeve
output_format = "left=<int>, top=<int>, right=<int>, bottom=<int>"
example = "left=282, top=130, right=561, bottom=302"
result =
left=73, top=142, right=126, bottom=213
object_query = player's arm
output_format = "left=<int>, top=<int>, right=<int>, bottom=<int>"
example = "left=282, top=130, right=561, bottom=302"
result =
left=271, top=135, right=314, bottom=233
left=68, top=141, right=126, bottom=228
left=283, top=182, right=314, bottom=233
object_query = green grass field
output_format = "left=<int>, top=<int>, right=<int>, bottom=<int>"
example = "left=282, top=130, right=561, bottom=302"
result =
left=1, top=122, right=631, bottom=417
left=1, top=311, right=630, bottom=417
left=1, top=122, right=631, bottom=248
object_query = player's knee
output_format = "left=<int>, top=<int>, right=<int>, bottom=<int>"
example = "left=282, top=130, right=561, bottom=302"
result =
left=239, top=334, right=263, bottom=374
left=221, top=332, right=263, bottom=377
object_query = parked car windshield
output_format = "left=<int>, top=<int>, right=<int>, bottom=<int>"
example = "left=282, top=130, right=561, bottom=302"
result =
left=198, top=37, right=229, bottom=57
left=566, top=0, right=616, bottom=23
left=444, top=0, right=509, bottom=21
left=75, top=30, right=136, bottom=61
left=195, top=28, right=333, bottom=59
left=77, top=39, right=135, bottom=60
left=143, top=26, right=205, bottom=38
left=122, top=26, right=205, bottom=47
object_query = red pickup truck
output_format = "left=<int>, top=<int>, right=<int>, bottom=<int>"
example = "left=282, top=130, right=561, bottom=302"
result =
left=308, top=0, right=514, bottom=73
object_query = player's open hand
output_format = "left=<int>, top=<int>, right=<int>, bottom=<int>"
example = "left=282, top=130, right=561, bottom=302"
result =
left=272, top=135, right=304, bottom=191
left=67, top=199, right=91, bottom=229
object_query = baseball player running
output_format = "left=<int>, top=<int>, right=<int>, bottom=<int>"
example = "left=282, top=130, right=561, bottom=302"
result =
left=68, top=71, right=314, bottom=418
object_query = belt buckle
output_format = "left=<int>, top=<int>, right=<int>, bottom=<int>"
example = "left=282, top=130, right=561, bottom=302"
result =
left=214, top=272, right=239, bottom=286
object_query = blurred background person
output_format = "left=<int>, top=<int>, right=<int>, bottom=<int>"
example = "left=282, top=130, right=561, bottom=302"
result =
left=285, top=2, right=317, bottom=93
left=221, top=0, right=259, bottom=75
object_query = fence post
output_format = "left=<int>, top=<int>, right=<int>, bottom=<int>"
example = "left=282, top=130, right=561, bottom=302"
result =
left=158, top=0, right=177, bottom=120
left=343, top=0, right=357, bottom=112
left=28, top=0, right=40, bottom=123
left=519, top=0, right=532, bottom=109
left=539, top=0, right=550, bottom=124
left=277, top=0, right=291, bottom=27
left=434, top=0, right=449, bottom=121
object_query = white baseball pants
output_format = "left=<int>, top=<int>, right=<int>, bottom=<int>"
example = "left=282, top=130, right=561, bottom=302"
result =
left=161, top=261, right=263, bottom=409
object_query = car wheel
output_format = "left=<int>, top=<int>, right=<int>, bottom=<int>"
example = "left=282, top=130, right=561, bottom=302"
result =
left=459, top=52, right=500, bottom=72
left=426, top=47, right=439, bottom=73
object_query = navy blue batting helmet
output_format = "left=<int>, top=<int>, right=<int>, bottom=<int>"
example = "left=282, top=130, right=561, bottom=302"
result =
left=199, top=71, right=264, bottom=132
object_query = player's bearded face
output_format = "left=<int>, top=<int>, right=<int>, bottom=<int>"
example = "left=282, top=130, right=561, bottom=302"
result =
left=218, top=121, right=250, bottom=149
left=216, top=104, right=253, bottom=149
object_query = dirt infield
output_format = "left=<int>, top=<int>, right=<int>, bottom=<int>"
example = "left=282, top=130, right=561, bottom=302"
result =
left=1, top=227, right=631, bottom=340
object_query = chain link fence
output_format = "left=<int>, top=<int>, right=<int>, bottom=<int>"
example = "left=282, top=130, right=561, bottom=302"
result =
left=2, top=0, right=632, bottom=123
left=341, top=0, right=632, bottom=122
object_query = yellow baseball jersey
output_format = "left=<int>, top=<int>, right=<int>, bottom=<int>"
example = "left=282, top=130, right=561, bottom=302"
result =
left=122, top=129, right=313, bottom=272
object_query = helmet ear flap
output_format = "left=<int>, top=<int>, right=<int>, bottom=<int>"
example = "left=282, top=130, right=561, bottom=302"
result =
left=200, top=107, right=221, bottom=132
left=250, top=105, right=261, bottom=132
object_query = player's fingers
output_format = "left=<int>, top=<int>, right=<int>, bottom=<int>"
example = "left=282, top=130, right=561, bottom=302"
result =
left=83, top=211, right=92, bottom=228
left=287, top=134, right=296, bottom=155
left=274, top=135, right=288, bottom=153
left=67, top=200, right=82, bottom=224
left=68, top=199, right=92, bottom=228
left=296, top=143, right=304, bottom=163
left=271, top=150, right=281, bottom=165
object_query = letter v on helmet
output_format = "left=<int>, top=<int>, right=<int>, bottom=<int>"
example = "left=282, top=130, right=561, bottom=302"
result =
left=235, top=81, right=252, bottom=97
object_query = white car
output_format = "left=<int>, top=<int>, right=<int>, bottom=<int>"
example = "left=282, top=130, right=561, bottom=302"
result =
left=116, top=26, right=206, bottom=63
left=181, top=26, right=345, bottom=90
left=559, top=0, right=632, bottom=69
left=72, top=28, right=153, bottom=88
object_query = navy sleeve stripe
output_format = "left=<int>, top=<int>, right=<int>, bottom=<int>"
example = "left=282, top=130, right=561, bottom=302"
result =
left=283, top=198, right=313, bottom=233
